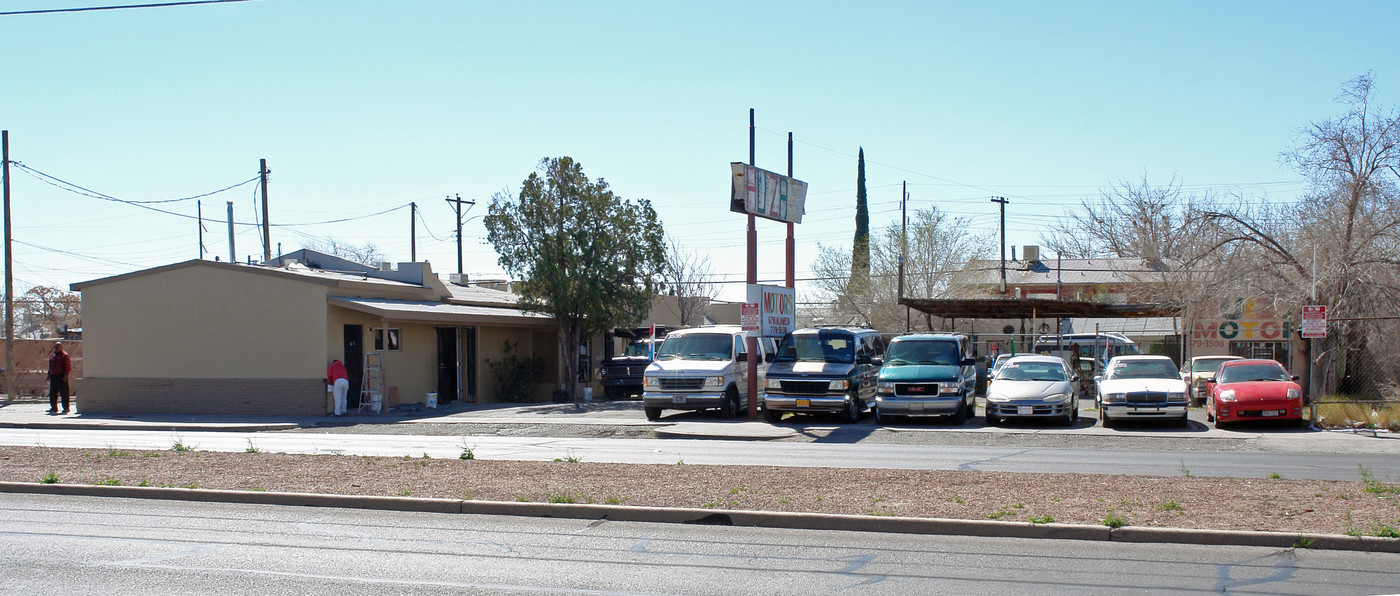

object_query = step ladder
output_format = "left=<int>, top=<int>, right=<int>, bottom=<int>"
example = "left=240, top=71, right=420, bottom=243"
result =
left=359, top=351, right=384, bottom=413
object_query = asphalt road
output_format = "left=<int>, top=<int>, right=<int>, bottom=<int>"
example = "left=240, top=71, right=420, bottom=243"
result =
left=3, top=493, right=1396, bottom=595
left=2, top=426, right=1398, bottom=481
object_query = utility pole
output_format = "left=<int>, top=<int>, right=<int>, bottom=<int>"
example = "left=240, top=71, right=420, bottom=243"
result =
left=197, top=201, right=204, bottom=259
left=900, top=181, right=908, bottom=332
left=410, top=202, right=417, bottom=262
left=2, top=130, right=14, bottom=405
left=226, top=201, right=235, bottom=263
left=445, top=194, right=475, bottom=275
left=259, top=159, right=270, bottom=263
left=991, top=196, right=1009, bottom=295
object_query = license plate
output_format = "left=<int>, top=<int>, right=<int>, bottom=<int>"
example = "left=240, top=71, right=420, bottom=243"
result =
left=1018, top=406, right=1033, bottom=416
left=797, top=399, right=810, bottom=407
left=672, top=396, right=686, bottom=404
left=1262, top=410, right=1280, bottom=417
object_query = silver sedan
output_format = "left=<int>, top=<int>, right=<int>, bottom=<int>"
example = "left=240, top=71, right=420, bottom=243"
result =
left=984, top=355, right=1079, bottom=425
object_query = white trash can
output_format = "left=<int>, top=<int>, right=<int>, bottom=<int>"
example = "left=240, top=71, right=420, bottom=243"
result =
left=583, top=387, right=593, bottom=401
left=425, top=392, right=438, bottom=408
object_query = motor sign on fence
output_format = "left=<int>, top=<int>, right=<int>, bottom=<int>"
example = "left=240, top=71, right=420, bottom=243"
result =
left=1301, top=305, right=1327, bottom=338
left=730, top=163, right=808, bottom=224
left=747, top=284, right=795, bottom=337
left=740, top=302, right=760, bottom=333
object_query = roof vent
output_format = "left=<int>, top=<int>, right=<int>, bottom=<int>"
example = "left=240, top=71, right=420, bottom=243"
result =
left=378, top=262, right=393, bottom=271
left=448, top=273, right=468, bottom=285
left=1023, top=245, right=1040, bottom=263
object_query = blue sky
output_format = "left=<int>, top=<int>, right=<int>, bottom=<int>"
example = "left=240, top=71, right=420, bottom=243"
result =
left=3, top=0, right=1397, bottom=302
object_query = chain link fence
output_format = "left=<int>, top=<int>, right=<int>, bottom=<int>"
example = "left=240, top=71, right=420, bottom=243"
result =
left=1310, top=316, right=1400, bottom=430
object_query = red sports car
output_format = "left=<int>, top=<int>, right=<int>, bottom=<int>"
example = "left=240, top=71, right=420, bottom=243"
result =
left=1205, top=359, right=1305, bottom=428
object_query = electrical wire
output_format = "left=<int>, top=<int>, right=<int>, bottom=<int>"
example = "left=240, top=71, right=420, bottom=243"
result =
left=12, top=162, right=259, bottom=204
left=0, top=0, right=256, bottom=16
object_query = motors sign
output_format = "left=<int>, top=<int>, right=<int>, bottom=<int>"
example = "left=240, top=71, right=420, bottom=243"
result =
left=1301, top=305, right=1327, bottom=339
left=747, top=284, right=795, bottom=338
left=730, top=163, right=808, bottom=224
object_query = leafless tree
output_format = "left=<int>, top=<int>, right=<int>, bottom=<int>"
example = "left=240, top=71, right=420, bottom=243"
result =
left=811, top=206, right=991, bottom=331
left=16, top=286, right=81, bottom=339
left=305, top=238, right=385, bottom=266
left=660, top=236, right=719, bottom=326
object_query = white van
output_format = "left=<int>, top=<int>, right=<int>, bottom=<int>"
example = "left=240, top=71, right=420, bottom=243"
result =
left=641, top=325, right=773, bottom=420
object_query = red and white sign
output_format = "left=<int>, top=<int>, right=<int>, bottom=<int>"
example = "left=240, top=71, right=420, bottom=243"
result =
left=740, top=302, right=761, bottom=332
left=1301, top=305, right=1327, bottom=339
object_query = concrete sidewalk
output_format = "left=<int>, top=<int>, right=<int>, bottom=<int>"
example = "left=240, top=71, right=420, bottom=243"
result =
left=0, top=400, right=796, bottom=439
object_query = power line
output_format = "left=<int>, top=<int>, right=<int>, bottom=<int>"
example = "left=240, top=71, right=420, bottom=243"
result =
left=0, top=0, right=256, bottom=16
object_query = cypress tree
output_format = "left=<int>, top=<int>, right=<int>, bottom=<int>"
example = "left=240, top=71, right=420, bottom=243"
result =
left=852, top=147, right=870, bottom=285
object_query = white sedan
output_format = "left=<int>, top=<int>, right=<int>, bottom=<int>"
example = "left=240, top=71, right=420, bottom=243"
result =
left=984, top=355, right=1079, bottom=425
left=1096, top=355, right=1190, bottom=428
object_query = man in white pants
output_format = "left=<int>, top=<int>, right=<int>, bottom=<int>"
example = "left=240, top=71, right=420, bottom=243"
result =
left=327, top=359, right=350, bottom=416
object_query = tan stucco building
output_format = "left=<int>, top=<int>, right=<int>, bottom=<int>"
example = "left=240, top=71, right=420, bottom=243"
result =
left=71, top=251, right=560, bottom=415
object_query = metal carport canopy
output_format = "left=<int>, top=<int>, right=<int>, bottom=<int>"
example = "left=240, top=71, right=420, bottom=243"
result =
left=897, top=297, right=1180, bottom=319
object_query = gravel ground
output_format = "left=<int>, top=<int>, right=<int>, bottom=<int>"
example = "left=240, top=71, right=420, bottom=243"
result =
left=5, top=445, right=1400, bottom=537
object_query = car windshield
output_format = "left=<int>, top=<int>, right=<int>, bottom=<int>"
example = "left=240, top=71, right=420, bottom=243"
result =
left=990, top=354, right=1013, bottom=373
left=621, top=341, right=655, bottom=358
left=995, top=362, right=1066, bottom=382
left=654, top=334, right=731, bottom=361
left=1192, top=358, right=1235, bottom=373
left=1104, top=360, right=1178, bottom=380
left=884, top=340, right=960, bottom=366
left=1218, top=363, right=1290, bottom=383
left=775, top=333, right=854, bottom=363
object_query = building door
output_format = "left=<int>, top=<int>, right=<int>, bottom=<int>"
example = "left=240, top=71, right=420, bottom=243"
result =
left=463, top=327, right=477, bottom=402
left=436, top=327, right=458, bottom=403
left=344, top=324, right=363, bottom=408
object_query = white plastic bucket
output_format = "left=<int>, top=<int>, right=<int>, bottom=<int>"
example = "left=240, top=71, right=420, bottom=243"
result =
left=426, top=392, right=438, bottom=408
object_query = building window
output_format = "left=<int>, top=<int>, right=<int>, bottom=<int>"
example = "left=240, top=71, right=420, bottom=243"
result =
left=374, top=328, right=401, bottom=351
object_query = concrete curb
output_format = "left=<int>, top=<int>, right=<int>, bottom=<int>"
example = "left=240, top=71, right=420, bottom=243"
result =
left=4, top=481, right=1396, bottom=553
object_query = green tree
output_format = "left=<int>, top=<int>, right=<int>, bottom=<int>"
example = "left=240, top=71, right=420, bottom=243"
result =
left=852, top=148, right=870, bottom=287
left=484, top=157, right=666, bottom=401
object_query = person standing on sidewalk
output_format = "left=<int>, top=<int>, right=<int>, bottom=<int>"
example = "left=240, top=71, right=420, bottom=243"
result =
left=47, top=342, right=73, bottom=415
left=327, top=359, right=349, bottom=416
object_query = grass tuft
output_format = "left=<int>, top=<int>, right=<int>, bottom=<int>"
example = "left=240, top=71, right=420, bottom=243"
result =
left=40, top=471, right=59, bottom=484
left=1103, top=512, right=1128, bottom=528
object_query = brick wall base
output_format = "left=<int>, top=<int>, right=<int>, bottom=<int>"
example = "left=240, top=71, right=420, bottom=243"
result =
left=74, top=377, right=327, bottom=416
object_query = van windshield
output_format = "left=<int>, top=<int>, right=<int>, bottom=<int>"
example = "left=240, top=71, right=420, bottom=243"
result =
left=655, top=334, right=732, bottom=361
left=775, top=333, right=854, bottom=363
left=885, top=340, right=960, bottom=366
left=621, top=341, right=656, bottom=358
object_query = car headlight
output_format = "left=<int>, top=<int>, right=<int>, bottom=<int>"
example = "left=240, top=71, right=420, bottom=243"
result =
left=878, top=381, right=895, bottom=390
left=1103, top=392, right=1125, bottom=403
left=987, top=393, right=1009, bottom=403
left=599, top=368, right=607, bottom=378
left=829, top=379, right=850, bottom=391
left=1287, top=388, right=1301, bottom=400
left=643, top=376, right=659, bottom=388
left=1168, top=392, right=1187, bottom=402
left=703, top=376, right=724, bottom=388
left=765, top=378, right=783, bottom=390
left=1220, top=390, right=1236, bottom=402
left=939, top=383, right=960, bottom=395
left=1042, top=393, right=1069, bottom=403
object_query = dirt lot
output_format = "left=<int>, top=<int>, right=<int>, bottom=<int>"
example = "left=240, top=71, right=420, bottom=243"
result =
left=4, top=445, right=1400, bottom=537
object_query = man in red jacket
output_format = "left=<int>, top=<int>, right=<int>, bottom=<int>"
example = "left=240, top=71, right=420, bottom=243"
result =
left=327, top=359, right=349, bottom=416
left=47, top=342, right=73, bottom=415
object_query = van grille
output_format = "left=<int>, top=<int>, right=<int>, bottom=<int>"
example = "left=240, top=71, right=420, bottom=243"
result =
left=659, top=378, right=704, bottom=391
left=781, top=380, right=831, bottom=394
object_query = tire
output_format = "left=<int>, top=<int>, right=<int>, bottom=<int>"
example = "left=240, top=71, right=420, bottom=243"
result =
left=1206, top=407, right=1215, bottom=423
left=873, top=405, right=891, bottom=425
left=1099, top=406, right=1114, bottom=428
left=1070, top=398, right=1080, bottom=423
left=644, top=406, right=663, bottom=421
left=763, top=408, right=783, bottom=423
left=951, top=397, right=969, bottom=425
left=719, top=387, right=739, bottom=419
left=839, top=394, right=861, bottom=424
left=984, top=403, right=998, bottom=426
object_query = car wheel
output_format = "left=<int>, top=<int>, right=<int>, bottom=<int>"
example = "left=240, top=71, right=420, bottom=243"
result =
left=873, top=405, right=891, bottom=425
left=1070, top=398, right=1080, bottom=423
left=644, top=406, right=663, bottom=421
left=951, top=398, right=969, bottom=425
left=984, top=403, right=998, bottom=426
left=719, top=387, right=739, bottom=419
left=762, top=408, right=782, bottom=423
left=1206, top=407, right=1215, bottom=423
left=839, top=394, right=860, bottom=424
left=1099, top=406, right=1114, bottom=428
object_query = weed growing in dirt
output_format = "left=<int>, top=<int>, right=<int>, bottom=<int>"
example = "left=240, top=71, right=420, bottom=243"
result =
left=1269, top=473, right=1282, bottom=479
left=1030, top=515, right=1054, bottom=524
left=170, top=437, right=194, bottom=452
left=459, top=443, right=475, bottom=460
left=94, top=477, right=122, bottom=486
left=40, top=471, right=59, bottom=484
left=1158, top=500, right=1183, bottom=512
left=1102, top=512, right=1128, bottom=528
left=554, top=451, right=583, bottom=463
left=548, top=492, right=590, bottom=504
left=1294, top=535, right=1315, bottom=549
left=1359, top=466, right=1400, bottom=497
left=604, top=496, right=623, bottom=505
left=986, top=509, right=1010, bottom=520
left=244, top=440, right=259, bottom=454
left=397, top=488, right=413, bottom=496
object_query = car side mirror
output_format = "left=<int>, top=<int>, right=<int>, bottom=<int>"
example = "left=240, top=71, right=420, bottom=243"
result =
left=1093, top=375, right=1102, bottom=383
left=857, top=354, right=872, bottom=365
left=736, top=352, right=748, bottom=362
left=765, top=352, right=774, bottom=363
left=1071, top=375, right=1079, bottom=382
left=872, top=356, right=883, bottom=366
left=1291, top=375, right=1300, bottom=381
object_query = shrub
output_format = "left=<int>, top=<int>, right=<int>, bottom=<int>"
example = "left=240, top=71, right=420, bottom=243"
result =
left=485, top=340, right=546, bottom=403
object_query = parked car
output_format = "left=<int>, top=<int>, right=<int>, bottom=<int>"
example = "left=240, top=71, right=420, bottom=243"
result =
left=1179, top=355, right=1242, bottom=406
left=984, top=354, right=1079, bottom=425
left=641, top=325, right=772, bottom=421
left=872, top=333, right=977, bottom=425
left=599, top=337, right=663, bottom=400
left=1096, top=355, right=1190, bottom=428
left=988, top=353, right=1014, bottom=384
left=1204, top=359, right=1305, bottom=428
left=761, top=326, right=884, bottom=423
